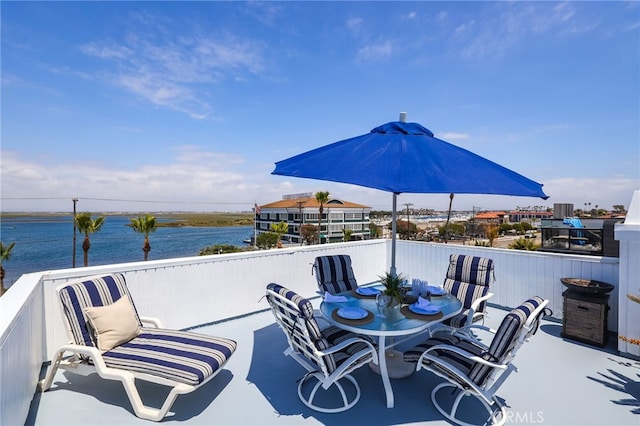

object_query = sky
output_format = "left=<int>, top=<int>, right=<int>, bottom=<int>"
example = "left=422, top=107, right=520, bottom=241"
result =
left=1, top=1, right=639, bottom=214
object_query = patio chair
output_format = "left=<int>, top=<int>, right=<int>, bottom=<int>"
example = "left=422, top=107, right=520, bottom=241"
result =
left=39, top=273, right=237, bottom=422
left=441, top=254, right=495, bottom=328
left=265, top=283, right=377, bottom=413
left=312, top=254, right=359, bottom=294
left=404, top=296, right=550, bottom=426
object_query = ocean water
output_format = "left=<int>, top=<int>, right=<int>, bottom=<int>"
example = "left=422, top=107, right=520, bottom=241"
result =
left=0, top=215, right=253, bottom=288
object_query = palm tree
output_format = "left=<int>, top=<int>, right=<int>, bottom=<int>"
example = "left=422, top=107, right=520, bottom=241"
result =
left=129, top=214, right=157, bottom=261
left=315, top=191, right=329, bottom=244
left=0, top=242, right=16, bottom=296
left=75, top=213, right=106, bottom=267
left=270, top=221, right=289, bottom=248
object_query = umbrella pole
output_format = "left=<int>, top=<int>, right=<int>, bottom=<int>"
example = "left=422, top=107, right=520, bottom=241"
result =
left=390, top=193, right=398, bottom=276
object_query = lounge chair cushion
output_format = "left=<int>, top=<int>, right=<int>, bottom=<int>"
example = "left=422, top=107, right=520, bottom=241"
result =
left=59, top=274, right=143, bottom=349
left=102, top=328, right=237, bottom=386
left=84, top=296, right=141, bottom=352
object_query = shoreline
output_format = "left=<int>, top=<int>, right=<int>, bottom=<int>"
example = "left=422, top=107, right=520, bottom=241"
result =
left=1, top=212, right=255, bottom=227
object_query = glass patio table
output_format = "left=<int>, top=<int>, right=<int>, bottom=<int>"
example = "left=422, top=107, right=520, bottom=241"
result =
left=319, top=285, right=462, bottom=408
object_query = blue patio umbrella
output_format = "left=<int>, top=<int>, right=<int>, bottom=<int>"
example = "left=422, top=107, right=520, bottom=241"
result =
left=272, top=115, right=548, bottom=275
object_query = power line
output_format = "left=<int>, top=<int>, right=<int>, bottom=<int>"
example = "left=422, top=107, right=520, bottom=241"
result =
left=1, top=197, right=255, bottom=205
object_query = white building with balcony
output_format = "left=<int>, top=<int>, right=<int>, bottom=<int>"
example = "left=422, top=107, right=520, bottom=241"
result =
left=256, top=193, right=371, bottom=244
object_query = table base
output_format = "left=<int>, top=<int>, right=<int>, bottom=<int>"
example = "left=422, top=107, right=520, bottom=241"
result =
left=369, top=350, right=415, bottom=379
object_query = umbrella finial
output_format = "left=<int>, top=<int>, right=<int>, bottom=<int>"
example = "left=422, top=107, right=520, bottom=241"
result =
left=399, top=112, right=407, bottom=123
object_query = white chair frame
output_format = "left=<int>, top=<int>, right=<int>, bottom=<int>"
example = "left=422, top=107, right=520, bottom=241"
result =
left=416, top=298, right=549, bottom=426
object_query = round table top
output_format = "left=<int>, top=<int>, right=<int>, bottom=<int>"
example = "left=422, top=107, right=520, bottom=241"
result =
left=320, top=286, right=462, bottom=337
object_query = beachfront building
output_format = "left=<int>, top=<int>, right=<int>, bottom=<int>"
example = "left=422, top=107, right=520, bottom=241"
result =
left=509, top=209, right=554, bottom=223
left=256, top=193, right=371, bottom=244
left=467, top=210, right=508, bottom=237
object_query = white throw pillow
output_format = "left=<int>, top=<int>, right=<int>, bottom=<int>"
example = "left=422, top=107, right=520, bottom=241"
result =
left=84, top=296, right=141, bottom=352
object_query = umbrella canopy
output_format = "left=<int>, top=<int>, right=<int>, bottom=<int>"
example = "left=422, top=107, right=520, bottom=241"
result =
left=272, top=118, right=548, bottom=274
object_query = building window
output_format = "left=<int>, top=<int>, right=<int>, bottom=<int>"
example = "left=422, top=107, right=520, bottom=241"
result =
left=329, top=224, right=343, bottom=232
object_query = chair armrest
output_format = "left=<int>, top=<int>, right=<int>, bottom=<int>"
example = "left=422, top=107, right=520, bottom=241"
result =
left=469, top=292, right=494, bottom=312
left=140, top=316, right=163, bottom=328
left=55, top=343, right=103, bottom=360
left=453, top=323, right=496, bottom=337
left=420, top=343, right=507, bottom=371
left=316, top=336, right=377, bottom=358
left=463, top=292, right=494, bottom=325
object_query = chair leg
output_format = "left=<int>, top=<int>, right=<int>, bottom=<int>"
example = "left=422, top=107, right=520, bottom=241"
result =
left=297, top=372, right=361, bottom=413
left=38, top=348, right=187, bottom=422
left=119, top=375, right=186, bottom=421
left=431, top=382, right=506, bottom=426
left=38, top=350, right=67, bottom=392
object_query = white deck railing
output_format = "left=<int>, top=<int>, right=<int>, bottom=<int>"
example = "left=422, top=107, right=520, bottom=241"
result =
left=0, top=240, right=623, bottom=425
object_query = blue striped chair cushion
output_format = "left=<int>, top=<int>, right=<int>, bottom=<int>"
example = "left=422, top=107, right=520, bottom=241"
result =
left=404, top=333, right=484, bottom=364
left=446, top=255, right=494, bottom=286
left=468, top=297, right=544, bottom=385
left=314, top=255, right=358, bottom=294
left=59, top=274, right=142, bottom=349
left=443, top=280, right=490, bottom=310
left=266, top=283, right=323, bottom=341
left=442, top=255, right=494, bottom=326
left=266, top=283, right=373, bottom=375
left=322, top=326, right=375, bottom=365
left=442, top=308, right=473, bottom=328
left=102, top=328, right=237, bottom=386
left=59, top=274, right=237, bottom=386
left=266, top=283, right=336, bottom=371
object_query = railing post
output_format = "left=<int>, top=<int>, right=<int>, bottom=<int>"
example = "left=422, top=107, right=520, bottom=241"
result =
left=615, top=190, right=640, bottom=358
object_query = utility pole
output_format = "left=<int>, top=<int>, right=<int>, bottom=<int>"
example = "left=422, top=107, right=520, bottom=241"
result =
left=296, top=200, right=306, bottom=245
left=444, top=193, right=454, bottom=244
left=72, top=197, right=78, bottom=268
left=471, top=205, right=481, bottom=239
left=403, top=203, right=413, bottom=239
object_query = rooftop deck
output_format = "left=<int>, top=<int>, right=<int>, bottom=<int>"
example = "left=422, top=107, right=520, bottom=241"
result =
left=2, top=220, right=639, bottom=425
left=27, top=301, right=640, bottom=425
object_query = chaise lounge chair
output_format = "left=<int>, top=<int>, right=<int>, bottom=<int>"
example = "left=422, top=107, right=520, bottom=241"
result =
left=39, top=273, right=237, bottom=421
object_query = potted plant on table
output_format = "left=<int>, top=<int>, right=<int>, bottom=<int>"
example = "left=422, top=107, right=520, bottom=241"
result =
left=378, top=272, right=405, bottom=309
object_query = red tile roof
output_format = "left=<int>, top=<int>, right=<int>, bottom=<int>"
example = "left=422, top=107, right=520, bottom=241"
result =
left=260, top=197, right=370, bottom=209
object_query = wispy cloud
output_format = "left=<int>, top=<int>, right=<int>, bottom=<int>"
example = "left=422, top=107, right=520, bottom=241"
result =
left=78, top=14, right=265, bottom=119
left=456, top=2, right=601, bottom=60
left=437, top=132, right=469, bottom=141
left=346, top=17, right=364, bottom=34
left=0, top=147, right=263, bottom=209
left=355, top=41, right=393, bottom=63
